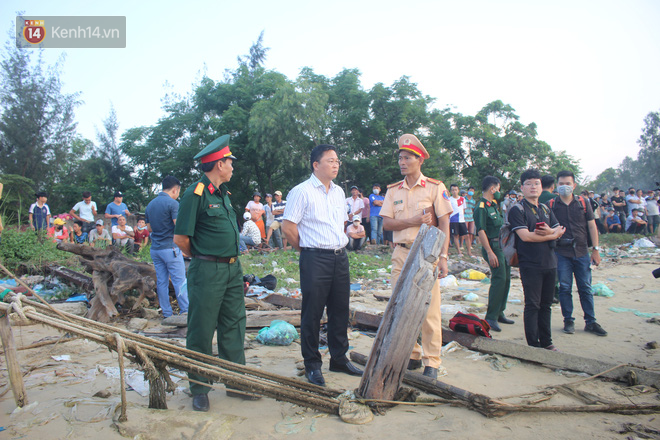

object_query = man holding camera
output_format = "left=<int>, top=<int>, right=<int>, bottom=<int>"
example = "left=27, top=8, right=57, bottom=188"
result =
left=549, top=170, right=607, bottom=337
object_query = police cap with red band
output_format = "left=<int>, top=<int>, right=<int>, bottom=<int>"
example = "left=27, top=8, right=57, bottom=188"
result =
left=194, top=134, right=237, bottom=163
left=397, top=133, right=429, bottom=159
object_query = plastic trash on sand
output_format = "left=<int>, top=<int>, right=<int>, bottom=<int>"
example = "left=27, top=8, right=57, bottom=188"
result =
left=459, top=269, right=487, bottom=280
left=256, top=320, right=299, bottom=346
left=592, top=283, right=614, bottom=297
left=462, top=292, right=479, bottom=301
left=439, top=275, right=459, bottom=287
left=440, top=304, right=468, bottom=315
left=633, top=238, right=656, bottom=248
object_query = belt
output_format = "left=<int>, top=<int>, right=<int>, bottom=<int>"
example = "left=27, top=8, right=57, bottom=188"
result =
left=396, top=243, right=412, bottom=249
left=193, top=255, right=237, bottom=263
left=300, top=247, right=345, bottom=255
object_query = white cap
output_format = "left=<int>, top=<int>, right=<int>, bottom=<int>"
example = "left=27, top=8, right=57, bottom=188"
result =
left=352, top=215, right=361, bottom=223
left=243, top=212, right=251, bottom=220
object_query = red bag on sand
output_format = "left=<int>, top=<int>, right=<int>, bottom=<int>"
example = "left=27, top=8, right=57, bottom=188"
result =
left=449, top=312, right=492, bottom=338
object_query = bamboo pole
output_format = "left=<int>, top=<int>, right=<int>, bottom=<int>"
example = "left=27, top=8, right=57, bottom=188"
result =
left=0, top=301, right=341, bottom=414
left=0, top=313, right=27, bottom=407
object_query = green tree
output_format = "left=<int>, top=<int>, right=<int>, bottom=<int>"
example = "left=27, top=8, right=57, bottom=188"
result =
left=0, top=40, right=80, bottom=190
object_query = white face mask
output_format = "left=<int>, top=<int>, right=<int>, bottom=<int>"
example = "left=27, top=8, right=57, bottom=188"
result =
left=557, top=185, right=573, bottom=197
left=373, top=189, right=380, bottom=195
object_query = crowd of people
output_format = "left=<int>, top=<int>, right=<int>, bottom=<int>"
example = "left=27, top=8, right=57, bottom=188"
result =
left=13, top=131, right=659, bottom=413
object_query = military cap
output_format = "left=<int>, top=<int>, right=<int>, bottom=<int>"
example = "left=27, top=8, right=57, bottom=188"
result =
left=194, top=134, right=237, bottom=163
left=398, top=134, right=430, bottom=159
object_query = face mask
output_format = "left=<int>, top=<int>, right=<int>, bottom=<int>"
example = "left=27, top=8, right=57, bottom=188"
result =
left=56, top=226, right=63, bottom=230
left=629, top=190, right=635, bottom=195
left=373, top=189, right=380, bottom=195
left=557, top=185, right=573, bottom=197
left=493, top=191, right=501, bottom=200
left=468, top=191, right=474, bottom=196
left=137, top=226, right=147, bottom=230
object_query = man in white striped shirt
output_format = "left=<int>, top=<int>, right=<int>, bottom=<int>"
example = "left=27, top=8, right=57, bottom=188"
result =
left=282, top=144, right=362, bottom=386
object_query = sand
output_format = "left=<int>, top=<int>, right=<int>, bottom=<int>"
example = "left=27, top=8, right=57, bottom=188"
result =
left=1, top=258, right=659, bottom=440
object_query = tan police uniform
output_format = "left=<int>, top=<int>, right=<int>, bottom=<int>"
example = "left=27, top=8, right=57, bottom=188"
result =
left=380, top=137, right=453, bottom=369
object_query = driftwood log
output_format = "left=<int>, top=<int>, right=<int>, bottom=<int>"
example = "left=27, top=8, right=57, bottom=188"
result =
left=57, top=243, right=157, bottom=322
left=443, top=329, right=660, bottom=388
left=358, top=224, right=445, bottom=401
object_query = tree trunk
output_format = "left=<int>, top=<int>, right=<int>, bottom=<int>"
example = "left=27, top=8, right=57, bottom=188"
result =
left=57, top=243, right=157, bottom=322
left=357, top=224, right=445, bottom=401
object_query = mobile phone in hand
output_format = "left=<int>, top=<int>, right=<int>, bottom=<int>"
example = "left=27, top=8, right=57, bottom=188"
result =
left=535, top=222, right=546, bottom=229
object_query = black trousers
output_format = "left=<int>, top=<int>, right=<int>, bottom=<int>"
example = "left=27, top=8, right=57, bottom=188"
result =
left=299, top=249, right=350, bottom=370
left=520, top=266, right=556, bottom=348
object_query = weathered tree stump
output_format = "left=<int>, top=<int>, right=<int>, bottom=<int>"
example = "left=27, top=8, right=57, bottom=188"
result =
left=357, top=224, right=445, bottom=401
left=57, top=243, right=157, bottom=323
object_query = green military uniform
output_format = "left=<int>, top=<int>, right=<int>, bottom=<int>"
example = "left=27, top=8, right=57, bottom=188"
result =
left=174, top=141, right=245, bottom=396
left=474, top=197, right=511, bottom=321
left=538, top=190, right=555, bottom=205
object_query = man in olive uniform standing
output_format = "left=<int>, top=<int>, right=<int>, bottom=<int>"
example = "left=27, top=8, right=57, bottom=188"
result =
left=174, top=135, right=253, bottom=412
left=380, top=134, right=452, bottom=379
left=474, top=176, right=514, bottom=333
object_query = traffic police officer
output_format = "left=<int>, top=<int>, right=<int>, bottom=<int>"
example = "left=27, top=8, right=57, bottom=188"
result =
left=380, top=134, right=452, bottom=379
left=174, top=135, right=256, bottom=412
left=473, top=175, right=513, bottom=332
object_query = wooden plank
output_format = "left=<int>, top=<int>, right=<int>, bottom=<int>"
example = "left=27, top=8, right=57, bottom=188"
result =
left=264, top=293, right=383, bottom=329
left=0, top=314, right=28, bottom=407
left=357, top=224, right=445, bottom=400
left=443, top=329, right=660, bottom=388
left=161, top=310, right=302, bottom=328
left=46, top=265, right=93, bottom=291
left=263, top=293, right=302, bottom=309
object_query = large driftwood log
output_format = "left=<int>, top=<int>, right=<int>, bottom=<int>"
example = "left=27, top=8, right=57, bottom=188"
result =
left=443, top=329, right=660, bottom=388
left=358, top=224, right=445, bottom=401
left=57, top=243, right=156, bottom=323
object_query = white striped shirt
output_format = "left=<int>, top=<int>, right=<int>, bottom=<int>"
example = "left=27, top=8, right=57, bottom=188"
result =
left=283, top=173, right=349, bottom=249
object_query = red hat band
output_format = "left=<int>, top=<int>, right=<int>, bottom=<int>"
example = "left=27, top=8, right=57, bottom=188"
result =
left=201, top=146, right=233, bottom=163
left=400, top=144, right=424, bottom=157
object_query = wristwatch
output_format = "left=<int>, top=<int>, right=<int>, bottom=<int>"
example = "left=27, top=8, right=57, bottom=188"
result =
left=592, top=246, right=601, bottom=251
left=440, top=253, right=449, bottom=260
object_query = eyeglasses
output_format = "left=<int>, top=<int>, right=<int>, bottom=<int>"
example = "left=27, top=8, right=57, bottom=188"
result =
left=323, top=159, right=342, bottom=166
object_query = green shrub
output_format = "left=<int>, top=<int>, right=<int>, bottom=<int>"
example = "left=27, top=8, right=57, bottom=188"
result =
left=0, top=227, right=77, bottom=272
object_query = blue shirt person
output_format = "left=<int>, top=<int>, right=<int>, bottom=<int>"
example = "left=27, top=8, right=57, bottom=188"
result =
left=145, top=177, right=188, bottom=318
left=105, top=191, right=130, bottom=226
left=369, top=184, right=385, bottom=244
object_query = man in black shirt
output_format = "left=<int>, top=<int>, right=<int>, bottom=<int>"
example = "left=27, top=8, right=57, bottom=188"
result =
left=508, top=169, right=565, bottom=350
left=611, top=187, right=627, bottom=227
left=550, top=171, right=607, bottom=337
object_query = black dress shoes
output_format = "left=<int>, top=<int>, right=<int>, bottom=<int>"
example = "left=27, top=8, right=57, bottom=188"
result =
left=485, top=318, right=501, bottom=332
left=305, top=369, right=326, bottom=386
left=192, top=393, right=209, bottom=412
left=329, top=360, right=363, bottom=376
left=422, top=366, right=438, bottom=379
left=498, top=315, right=515, bottom=324
left=407, top=359, right=422, bottom=370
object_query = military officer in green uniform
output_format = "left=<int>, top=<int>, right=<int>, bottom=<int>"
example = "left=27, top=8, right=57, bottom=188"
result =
left=474, top=176, right=514, bottom=333
left=174, top=135, right=255, bottom=412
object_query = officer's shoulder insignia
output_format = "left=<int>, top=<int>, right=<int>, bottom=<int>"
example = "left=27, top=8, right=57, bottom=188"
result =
left=479, top=202, right=485, bottom=208
left=207, top=183, right=215, bottom=195
left=426, top=178, right=441, bottom=185
left=493, top=199, right=498, bottom=205
left=442, top=190, right=450, bottom=201
left=227, top=191, right=232, bottom=196
left=387, top=181, right=403, bottom=189
left=194, top=183, right=204, bottom=196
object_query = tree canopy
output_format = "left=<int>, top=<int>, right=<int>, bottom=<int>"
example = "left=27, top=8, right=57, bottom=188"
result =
left=0, top=34, right=594, bottom=225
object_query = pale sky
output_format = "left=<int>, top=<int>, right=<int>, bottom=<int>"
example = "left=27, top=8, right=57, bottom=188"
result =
left=2, top=0, right=659, bottom=180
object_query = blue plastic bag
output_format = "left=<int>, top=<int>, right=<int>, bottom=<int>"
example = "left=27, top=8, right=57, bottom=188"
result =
left=256, top=320, right=299, bottom=346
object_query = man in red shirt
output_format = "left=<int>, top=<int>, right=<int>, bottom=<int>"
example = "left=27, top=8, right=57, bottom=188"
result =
left=134, top=218, right=150, bottom=252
